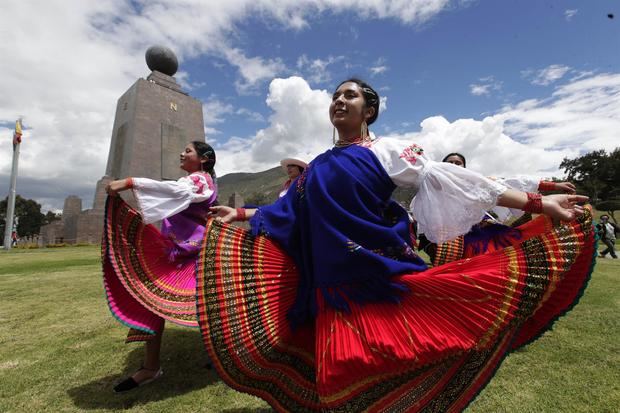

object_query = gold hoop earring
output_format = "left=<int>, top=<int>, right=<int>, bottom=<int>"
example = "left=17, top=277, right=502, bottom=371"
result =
left=361, top=120, right=368, bottom=142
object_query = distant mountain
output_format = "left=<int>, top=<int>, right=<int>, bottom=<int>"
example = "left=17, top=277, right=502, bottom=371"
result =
left=216, top=166, right=285, bottom=206
left=216, top=165, right=417, bottom=207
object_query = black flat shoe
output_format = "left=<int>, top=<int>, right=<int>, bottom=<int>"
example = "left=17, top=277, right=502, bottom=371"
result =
left=113, top=367, right=163, bottom=393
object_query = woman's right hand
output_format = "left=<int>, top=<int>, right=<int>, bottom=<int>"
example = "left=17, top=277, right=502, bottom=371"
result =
left=209, top=206, right=238, bottom=223
left=542, top=194, right=589, bottom=221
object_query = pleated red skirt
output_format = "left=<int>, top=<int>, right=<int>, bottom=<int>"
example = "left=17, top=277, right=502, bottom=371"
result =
left=196, top=209, right=595, bottom=412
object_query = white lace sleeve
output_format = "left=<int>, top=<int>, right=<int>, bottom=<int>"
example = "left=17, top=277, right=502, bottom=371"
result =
left=132, top=173, right=215, bottom=224
left=494, top=176, right=539, bottom=192
left=369, top=138, right=508, bottom=243
left=491, top=176, right=540, bottom=222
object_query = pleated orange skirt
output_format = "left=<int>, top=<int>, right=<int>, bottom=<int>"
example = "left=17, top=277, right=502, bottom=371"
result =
left=196, top=209, right=595, bottom=412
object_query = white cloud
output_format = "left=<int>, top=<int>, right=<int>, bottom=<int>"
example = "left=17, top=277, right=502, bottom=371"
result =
left=175, top=71, right=207, bottom=91
left=469, top=76, right=502, bottom=96
left=213, top=76, right=392, bottom=177
left=570, top=70, right=595, bottom=82
left=565, top=9, right=578, bottom=21
left=202, top=100, right=265, bottom=140
left=379, top=96, right=388, bottom=113
left=203, top=99, right=234, bottom=125
left=352, top=0, right=452, bottom=23
left=527, top=64, right=572, bottom=86
left=0, top=0, right=456, bottom=210
left=214, top=77, right=332, bottom=175
left=236, top=108, right=265, bottom=122
left=213, top=72, right=620, bottom=183
left=369, top=58, right=389, bottom=76
left=370, top=66, right=388, bottom=76
left=94, top=0, right=451, bottom=91
left=201, top=98, right=234, bottom=138
left=394, top=73, right=620, bottom=178
left=296, top=54, right=345, bottom=84
left=204, top=126, right=220, bottom=136
left=500, top=72, right=620, bottom=153
left=222, top=48, right=288, bottom=94
left=0, top=2, right=142, bottom=211
left=386, top=116, right=571, bottom=178
left=470, top=84, right=491, bottom=96
left=0, top=0, right=607, bottom=213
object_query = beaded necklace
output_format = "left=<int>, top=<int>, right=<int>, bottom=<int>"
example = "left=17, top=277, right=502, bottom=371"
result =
left=334, top=136, right=372, bottom=148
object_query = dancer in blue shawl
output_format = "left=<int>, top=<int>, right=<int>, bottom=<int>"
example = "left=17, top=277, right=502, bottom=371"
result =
left=201, top=78, right=594, bottom=412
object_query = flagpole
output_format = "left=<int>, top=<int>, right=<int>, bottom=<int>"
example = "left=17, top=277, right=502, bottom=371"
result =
left=3, top=119, right=22, bottom=250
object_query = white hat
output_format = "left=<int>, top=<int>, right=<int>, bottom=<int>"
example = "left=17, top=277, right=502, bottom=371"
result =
left=280, top=158, right=308, bottom=172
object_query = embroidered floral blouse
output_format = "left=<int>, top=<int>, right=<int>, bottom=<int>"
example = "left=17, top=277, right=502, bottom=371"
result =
left=367, top=138, right=507, bottom=243
left=131, top=172, right=216, bottom=224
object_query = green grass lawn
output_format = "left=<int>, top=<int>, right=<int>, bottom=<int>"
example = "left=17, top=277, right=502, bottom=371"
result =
left=0, top=246, right=618, bottom=412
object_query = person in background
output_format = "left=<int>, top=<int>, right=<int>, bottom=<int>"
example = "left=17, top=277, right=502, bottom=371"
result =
left=419, top=152, right=578, bottom=265
left=279, top=158, right=307, bottom=198
left=442, top=152, right=466, bottom=167
left=597, top=214, right=618, bottom=258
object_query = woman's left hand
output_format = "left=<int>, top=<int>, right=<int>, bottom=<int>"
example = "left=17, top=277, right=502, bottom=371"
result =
left=554, top=182, right=577, bottom=194
left=542, top=194, right=589, bottom=221
left=105, top=179, right=128, bottom=196
left=209, top=206, right=238, bottom=223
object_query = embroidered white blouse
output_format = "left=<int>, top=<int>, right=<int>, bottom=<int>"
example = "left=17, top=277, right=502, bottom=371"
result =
left=131, top=172, right=215, bottom=224
left=367, top=138, right=508, bottom=243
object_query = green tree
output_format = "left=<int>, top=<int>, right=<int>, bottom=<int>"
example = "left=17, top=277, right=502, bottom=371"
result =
left=44, top=210, right=62, bottom=224
left=0, top=195, right=46, bottom=240
left=560, top=148, right=620, bottom=222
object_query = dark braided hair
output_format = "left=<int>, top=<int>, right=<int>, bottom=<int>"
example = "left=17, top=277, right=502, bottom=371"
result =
left=336, top=78, right=380, bottom=125
left=191, top=141, right=216, bottom=179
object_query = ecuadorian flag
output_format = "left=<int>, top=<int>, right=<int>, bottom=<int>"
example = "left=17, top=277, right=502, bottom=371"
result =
left=12, top=119, right=22, bottom=146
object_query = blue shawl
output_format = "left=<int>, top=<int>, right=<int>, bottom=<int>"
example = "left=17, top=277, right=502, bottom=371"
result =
left=250, top=144, right=427, bottom=327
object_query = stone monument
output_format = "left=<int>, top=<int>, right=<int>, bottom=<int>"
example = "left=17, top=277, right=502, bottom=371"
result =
left=105, top=45, right=204, bottom=181
left=61, top=195, right=82, bottom=243
left=39, top=46, right=205, bottom=246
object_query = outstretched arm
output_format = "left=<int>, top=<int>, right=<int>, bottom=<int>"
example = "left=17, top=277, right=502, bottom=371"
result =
left=105, top=178, right=133, bottom=196
left=497, top=189, right=587, bottom=221
left=538, top=180, right=576, bottom=194
left=210, top=206, right=257, bottom=223
left=106, top=174, right=216, bottom=224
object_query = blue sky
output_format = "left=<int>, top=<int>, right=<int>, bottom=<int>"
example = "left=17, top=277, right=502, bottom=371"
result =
left=0, top=0, right=619, bottom=211
left=185, top=1, right=618, bottom=139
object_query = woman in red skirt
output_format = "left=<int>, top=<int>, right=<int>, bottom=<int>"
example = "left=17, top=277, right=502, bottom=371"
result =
left=201, top=78, right=593, bottom=412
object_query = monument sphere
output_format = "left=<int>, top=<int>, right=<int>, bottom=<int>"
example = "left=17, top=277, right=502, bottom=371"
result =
left=145, top=45, right=178, bottom=76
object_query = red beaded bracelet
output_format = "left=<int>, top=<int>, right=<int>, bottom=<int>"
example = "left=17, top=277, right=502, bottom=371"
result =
left=538, top=180, right=555, bottom=192
left=236, top=208, right=246, bottom=221
left=125, top=178, right=134, bottom=189
left=523, top=192, right=543, bottom=214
